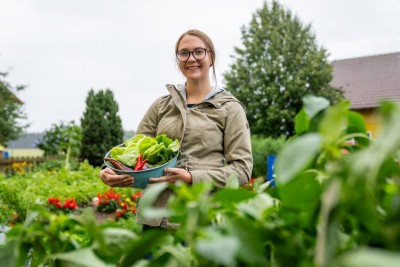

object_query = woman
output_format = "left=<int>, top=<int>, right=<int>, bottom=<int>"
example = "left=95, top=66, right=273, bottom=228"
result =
left=99, top=29, right=253, bottom=229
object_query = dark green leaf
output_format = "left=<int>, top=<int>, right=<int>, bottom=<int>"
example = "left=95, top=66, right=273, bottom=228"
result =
left=294, top=108, right=310, bottom=135
left=120, top=229, right=169, bottom=267
left=213, top=188, right=255, bottom=207
left=275, top=133, right=322, bottom=185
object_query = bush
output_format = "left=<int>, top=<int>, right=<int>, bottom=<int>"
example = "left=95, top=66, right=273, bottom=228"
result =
left=251, top=135, right=286, bottom=178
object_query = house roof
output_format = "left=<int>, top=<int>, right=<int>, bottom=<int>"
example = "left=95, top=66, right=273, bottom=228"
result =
left=6, top=133, right=44, bottom=149
left=330, top=51, right=400, bottom=110
left=0, top=82, right=23, bottom=104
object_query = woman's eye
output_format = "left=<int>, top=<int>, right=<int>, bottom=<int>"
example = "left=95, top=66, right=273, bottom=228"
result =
left=194, top=49, right=204, bottom=56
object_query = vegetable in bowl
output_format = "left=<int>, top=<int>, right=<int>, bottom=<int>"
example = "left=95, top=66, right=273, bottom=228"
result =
left=103, top=134, right=180, bottom=189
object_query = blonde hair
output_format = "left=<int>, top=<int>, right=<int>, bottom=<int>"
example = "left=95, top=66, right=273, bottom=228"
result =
left=175, top=29, right=217, bottom=85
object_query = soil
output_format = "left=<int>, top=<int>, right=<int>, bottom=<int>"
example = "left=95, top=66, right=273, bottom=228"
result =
left=95, top=212, right=116, bottom=223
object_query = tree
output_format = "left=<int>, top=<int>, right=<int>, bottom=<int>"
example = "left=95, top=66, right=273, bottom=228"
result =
left=0, top=72, right=29, bottom=145
left=80, top=89, right=124, bottom=166
left=36, top=121, right=82, bottom=170
left=37, top=121, right=82, bottom=157
left=224, top=1, right=343, bottom=137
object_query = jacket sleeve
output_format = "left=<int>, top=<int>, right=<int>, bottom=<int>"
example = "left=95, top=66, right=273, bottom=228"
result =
left=190, top=102, right=253, bottom=187
left=135, top=97, right=162, bottom=137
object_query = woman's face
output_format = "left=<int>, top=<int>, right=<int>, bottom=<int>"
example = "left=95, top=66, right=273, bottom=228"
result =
left=177, top=35, right=212, bottom=82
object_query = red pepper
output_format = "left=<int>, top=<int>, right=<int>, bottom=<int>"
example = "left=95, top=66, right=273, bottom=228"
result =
left=134, top=154, right=148, bottom=171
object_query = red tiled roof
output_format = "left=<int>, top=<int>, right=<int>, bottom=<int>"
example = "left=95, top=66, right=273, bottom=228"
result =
left=330, top=51, right=400, bottom=109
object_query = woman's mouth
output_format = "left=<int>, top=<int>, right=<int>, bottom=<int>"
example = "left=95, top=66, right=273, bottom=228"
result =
left=186, top=65, right=200, bottom=70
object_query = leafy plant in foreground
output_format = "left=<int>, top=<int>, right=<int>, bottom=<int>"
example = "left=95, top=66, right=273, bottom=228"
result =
left=1, top=96, right=400, bottom=267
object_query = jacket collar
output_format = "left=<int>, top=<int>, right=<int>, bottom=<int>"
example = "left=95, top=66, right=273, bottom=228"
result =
left=166, top=84, right=243, bottom=109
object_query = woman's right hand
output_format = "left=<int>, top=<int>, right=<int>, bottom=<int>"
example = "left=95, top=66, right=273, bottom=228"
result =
left=99, top=167, right=134, bottom=187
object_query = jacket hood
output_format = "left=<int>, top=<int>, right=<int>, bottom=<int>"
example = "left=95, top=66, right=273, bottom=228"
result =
left=167, top=83, right=243, bottom=109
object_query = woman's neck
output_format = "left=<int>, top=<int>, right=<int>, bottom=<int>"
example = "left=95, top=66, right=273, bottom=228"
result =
left=185, top=80, right=212, bottom=104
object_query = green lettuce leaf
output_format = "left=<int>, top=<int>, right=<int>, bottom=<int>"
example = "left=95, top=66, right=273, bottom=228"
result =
left=108, top=134, right=180, bottom=168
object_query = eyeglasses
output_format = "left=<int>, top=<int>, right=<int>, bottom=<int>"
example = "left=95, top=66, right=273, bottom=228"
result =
left=176, top=48, right=209, bottom=62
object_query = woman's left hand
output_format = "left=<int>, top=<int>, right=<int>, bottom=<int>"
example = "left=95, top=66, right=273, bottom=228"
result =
left=149, top=168, right=192, bottom=184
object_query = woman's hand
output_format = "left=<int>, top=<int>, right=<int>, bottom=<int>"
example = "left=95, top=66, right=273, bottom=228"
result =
left=149, top=168, right=192, bottom=184
left=99, top=167, right=134, bottom=187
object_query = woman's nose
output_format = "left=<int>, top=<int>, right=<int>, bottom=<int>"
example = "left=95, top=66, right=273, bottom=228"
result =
left=188, top=52, right=196, bottom=61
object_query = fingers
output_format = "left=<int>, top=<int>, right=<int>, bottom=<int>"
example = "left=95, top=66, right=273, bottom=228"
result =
left=149, top=175, right=173, bottom=183
left=149, top=168, right=192, bottom=184
left=100, top=168, right=134, bottom=187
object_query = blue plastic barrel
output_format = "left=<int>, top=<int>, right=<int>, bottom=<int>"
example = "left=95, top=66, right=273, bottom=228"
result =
left=267, top=154, right=276, bottom=186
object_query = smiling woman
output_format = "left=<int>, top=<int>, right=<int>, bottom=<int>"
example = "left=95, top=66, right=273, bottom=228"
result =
left=99, top=29, right=253, bottom=231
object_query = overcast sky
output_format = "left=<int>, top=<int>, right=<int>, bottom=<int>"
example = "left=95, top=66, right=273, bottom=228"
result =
left=1, top=0, right=400, bottom=133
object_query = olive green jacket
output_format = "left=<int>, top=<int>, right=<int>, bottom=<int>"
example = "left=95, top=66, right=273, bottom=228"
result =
left=135, top=84, right=253, bottom=228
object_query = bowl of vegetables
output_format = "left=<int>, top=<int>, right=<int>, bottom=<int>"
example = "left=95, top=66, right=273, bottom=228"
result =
left=104, top=134, right=180, bottom=189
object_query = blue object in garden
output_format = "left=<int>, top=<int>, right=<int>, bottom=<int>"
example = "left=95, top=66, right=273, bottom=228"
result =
left=267, top=154, right=276, bottom=186
left=3, top=151, right=9, bottom=159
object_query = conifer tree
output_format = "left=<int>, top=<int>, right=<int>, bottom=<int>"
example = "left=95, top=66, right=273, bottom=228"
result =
left=80, top=89, right=123, bottom=166
left=224, top=1, right=343, bottom=137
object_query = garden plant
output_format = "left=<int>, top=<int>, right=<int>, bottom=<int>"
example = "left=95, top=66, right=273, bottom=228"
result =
left=0, top=96, right=399, bottom=266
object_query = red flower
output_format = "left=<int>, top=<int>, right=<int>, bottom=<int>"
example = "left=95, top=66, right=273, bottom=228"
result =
left=63, top=198, right=77, bottom=210
left=48, top=197, right=61, bottom=204
left=131, top=191, right=142, bottom=201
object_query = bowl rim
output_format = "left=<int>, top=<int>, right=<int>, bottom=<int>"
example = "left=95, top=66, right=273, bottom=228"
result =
left=104, top=145, right=179, bottom=174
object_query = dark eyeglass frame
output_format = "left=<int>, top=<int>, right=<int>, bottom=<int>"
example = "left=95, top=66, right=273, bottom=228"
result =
left=176, top=48, right=209, bottom=62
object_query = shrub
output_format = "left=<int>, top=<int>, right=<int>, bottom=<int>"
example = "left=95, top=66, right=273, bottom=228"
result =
left=251, top=135, right=286, bottom=178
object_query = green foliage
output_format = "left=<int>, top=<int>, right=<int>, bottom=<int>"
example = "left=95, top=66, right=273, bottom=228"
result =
left=274, top=96, right=400, bottom=266
left=0, top=161, right=110, bottom=223
left=1, top=97, right=400, bottom=266
left=0, top=72, right=29, bottom=145
left=0, top=206, right=139, bottom=267
left=251, top=135, right=286, bottom=178
left=0, top=180, right=26, bottom=225
left=80, top=89, right=124, bottom=167
left=36, top=121, right=82, bottom=170
left=37, top=121, right=82, bottom=156
left=224, top=1, right=343, bottom=137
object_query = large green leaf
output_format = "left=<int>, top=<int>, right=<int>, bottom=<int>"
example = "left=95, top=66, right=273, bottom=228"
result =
left=95, top=228, right=137, bottom=263
left=346, top=111, right=366, bottom=134
left=303, top=95, right=330, bottom=119
left=374, top=101, right=400, bottom=153
left=319, top=101, right=349, bottom=145
left=226, top=218, right=268, bottom=266
left=138, top=182, right=169, bottom=220
left=275, top=133, right=322, bottom=185
left=335, top=247, right=400, bottom=267
left=213, top=188, right=255, bottom=208
left=52, top=248, right=112, bottom=267
left=0, top=240, right=18, bottom=267
left=278, top=172, right=321, bottom=225
left=156, top=245, right=192, bottom=266
left=120, top=229, right=169, bottom=267
left=237, top=194, right=275, bottom=220
left=195, top=230, right=240, bottom=266
left=294, top=108, right=310, bottom=135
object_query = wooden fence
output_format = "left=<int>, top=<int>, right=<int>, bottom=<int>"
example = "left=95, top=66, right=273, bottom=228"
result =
left=0, top=156, right=61, bottom=173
